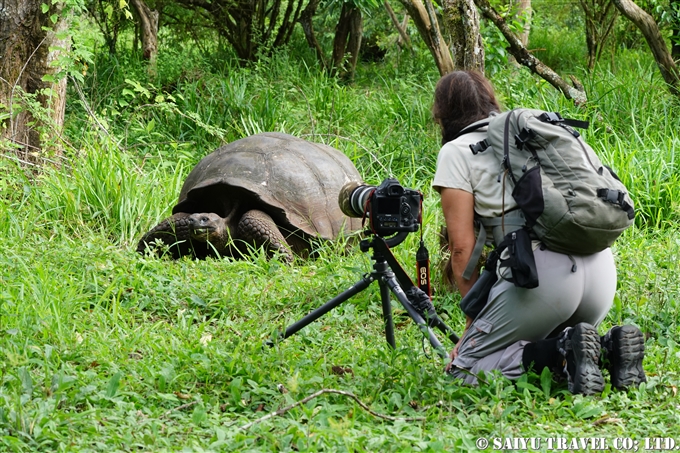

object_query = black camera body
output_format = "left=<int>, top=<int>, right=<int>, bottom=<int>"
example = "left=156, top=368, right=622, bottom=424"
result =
left=339, top=178, right=422, bottom=237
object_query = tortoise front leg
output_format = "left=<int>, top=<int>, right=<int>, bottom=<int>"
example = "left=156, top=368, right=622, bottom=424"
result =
left=137, top=212, right=201, bottom=259
left=235, top=210, right=294, bottom=262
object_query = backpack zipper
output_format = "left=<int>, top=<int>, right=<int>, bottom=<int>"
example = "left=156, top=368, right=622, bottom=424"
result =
left=576, top=137, right=599, bottom=173
left=557, top=123, right=598, bottom=173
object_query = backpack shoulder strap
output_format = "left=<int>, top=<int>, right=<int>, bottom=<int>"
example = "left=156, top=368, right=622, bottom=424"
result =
left=462, top=221, right=487, bottom=280
left=451, top=118, right=491, bottom=141
left=453, top=119, right=494, bottom=155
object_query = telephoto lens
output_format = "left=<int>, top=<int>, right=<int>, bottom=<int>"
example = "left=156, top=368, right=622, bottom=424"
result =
left=338, top=181, right=374, bottom=218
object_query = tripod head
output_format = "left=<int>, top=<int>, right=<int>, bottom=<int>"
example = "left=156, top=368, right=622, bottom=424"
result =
left=359, top=231, right=409, bottom=252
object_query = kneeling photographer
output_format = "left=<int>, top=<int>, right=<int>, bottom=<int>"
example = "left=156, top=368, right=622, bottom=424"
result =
left=431, top=71, right=646, bottom=395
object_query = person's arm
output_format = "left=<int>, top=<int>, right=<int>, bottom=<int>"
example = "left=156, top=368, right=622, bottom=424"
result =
left=440, top=187, right=478, bottom=364
left=440, top=187, right=478, bottom=297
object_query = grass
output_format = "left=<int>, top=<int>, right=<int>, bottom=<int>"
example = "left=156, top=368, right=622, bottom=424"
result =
left=2, top=33, right=680, bottom=451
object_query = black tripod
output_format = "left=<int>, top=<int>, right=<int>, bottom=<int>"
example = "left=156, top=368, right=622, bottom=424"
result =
left=276, top=232, right=459, bottom=359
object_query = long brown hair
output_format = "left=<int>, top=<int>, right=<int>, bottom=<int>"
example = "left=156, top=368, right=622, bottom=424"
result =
left=432, top=71, right=501, bottom=145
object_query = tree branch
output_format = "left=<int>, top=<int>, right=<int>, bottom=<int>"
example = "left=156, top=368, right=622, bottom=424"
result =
left=239, top=389, right=426, bottom=430
left=398, top=0, right=454, bottom=74
left=160, top=401, right=198, bottom=419
left=384, top=1, right=413, bottom=51
left=612, top=0, right=680, bottom=97
left=474, top=0, right=587, bottom=104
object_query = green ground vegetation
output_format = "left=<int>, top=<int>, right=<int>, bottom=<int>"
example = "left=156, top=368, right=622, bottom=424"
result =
left=1, top=18, right=680, bottom=453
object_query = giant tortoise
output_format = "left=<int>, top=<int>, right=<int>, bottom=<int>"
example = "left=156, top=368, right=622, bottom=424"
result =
left=137, top=132, right=364, bottom=260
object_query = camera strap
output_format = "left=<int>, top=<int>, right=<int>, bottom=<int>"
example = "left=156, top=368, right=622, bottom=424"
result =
left=415, top=196, right=431, bottom=298
left=362, top=188, right=378, bottom=234
left=416, top=240, right=431, bottom=297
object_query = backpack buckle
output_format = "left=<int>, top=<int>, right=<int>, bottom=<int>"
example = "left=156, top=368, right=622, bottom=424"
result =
left=598, top=188, right=624, bottom=204
left=598, top=188, right=635, bottom=220
left=514, top=128, right=535, bottom=150
left=538, top=112, right=564, bottom=123
left=470, top=139, right=489, bottom=155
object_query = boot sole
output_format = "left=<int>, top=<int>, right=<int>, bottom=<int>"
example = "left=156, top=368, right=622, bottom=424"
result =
left=568, top=323, right=605, bottom=395
left=606, top=325, right=646, bottom=390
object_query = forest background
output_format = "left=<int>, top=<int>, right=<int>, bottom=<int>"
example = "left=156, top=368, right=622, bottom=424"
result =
left=1, top=0, right=680, bottom=451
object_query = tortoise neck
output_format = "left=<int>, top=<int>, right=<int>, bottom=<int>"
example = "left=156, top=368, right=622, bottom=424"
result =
left=223, top=199, right=242, bottom=237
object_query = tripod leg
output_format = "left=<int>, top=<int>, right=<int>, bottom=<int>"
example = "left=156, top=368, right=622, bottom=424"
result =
left=278, top=275, right=374, bottom=341
left=378, top=279, right=396, bottom=349
left=382, top=274, right=449, bottom=359
left=371, top=236, right=459, bottom=344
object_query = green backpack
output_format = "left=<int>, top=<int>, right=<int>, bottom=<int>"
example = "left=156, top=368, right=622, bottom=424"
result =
left=462, top=108, right=635, bottom=258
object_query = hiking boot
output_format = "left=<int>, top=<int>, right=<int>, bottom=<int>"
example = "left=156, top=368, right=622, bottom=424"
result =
left=601, top=325, right=646, bottom=390
left=521, top=336, right=562, bottom=374
left=558, top=323, right=604, bottom=395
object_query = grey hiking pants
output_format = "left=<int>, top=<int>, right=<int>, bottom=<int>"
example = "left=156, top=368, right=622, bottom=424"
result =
left=450, top=246, right=616, bottom=385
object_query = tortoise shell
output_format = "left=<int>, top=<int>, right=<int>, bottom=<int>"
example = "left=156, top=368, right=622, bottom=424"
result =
left=172, top=132, right=363, bottom=240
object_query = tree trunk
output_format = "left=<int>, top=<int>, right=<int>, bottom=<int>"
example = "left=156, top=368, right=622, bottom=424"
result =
left=345, top=8, right=363, bottom=80
left=398, top=0, right=455, bottom=75
left=331, top=2, right=363, bottom=80
left=474, top=0, right=587, bottom=104
left=332, top=3, right=353, bottom=72
left=612, top=0, right=680, bottom=97
left=441, top=0, right=484, bottom=71
left=515, top=0, right=532, bottom=46
left=0, top=0, right=71, bottom=159
left=298, top=0, right=327, bottom=70
left=580, top=0, right=618, bottom=71
left=130, top=0, right=159, bottom=68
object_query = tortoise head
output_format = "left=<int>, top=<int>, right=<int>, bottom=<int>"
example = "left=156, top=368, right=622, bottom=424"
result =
left=187, top=213, right=231, bottom=247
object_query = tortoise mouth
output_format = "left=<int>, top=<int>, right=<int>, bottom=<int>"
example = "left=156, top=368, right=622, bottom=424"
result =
left=190, top=227, right=212, bottom=241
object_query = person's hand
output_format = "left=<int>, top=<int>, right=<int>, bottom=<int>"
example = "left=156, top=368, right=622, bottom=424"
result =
left=444, top=335, right=465, bottom=372
left=445, top=316, right=472, bottom=372
left=452, top=339, right=462, bottom=359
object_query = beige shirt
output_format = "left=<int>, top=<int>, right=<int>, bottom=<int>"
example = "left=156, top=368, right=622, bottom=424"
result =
left=432, top=127, right=518, bottom=218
